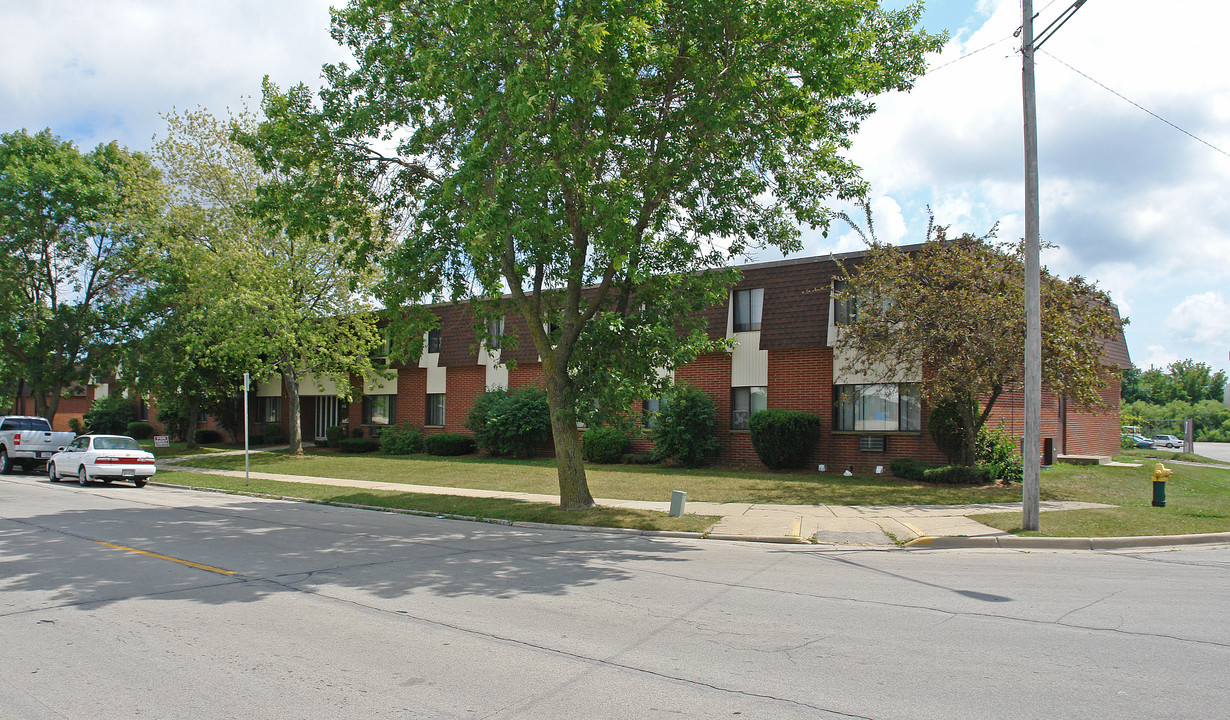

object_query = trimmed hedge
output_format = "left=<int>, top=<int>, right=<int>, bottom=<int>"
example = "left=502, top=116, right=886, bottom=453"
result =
left=379, top=421, right=424, bottom=455
left=194, top=428, right=223, bottom=444
left=889, top=458, right=929, bottom=482
left=424, top=433, right=476, bottom=456
left=922, top=465, right=994, bottom=485
left=582, top=427, right=632, bottom=464
left=126, top=421, right=154, bottom=440
left=325, top=425, right=346, bottom=449
left=338, top=437, right=380, bottom=454
left=748, top=409, right=821, bottom=469
left=262, top=423, right=286, bottom=445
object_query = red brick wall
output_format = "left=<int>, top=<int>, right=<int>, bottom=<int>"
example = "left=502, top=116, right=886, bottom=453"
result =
left=508, top=362, right=546, bottom=390
left=445, top=365, right=485, bottom=434
left=1063, top=378, right=1122, bottom=456
left=397, top=367, right=428, bottom=431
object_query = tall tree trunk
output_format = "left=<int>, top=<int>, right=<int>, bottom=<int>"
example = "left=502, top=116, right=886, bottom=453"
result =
left=957, top=396, right=979, bottom=467
left=185, top=399, right=201, bottom=449
left=33, top=386, right=61, bottom=423
left=543, top=365, right=593, bottom=510
left=283, top=365, right=303, bottom=456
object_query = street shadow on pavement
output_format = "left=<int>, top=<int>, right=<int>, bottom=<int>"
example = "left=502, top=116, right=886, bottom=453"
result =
left=0, top=490, right=700, bottom=611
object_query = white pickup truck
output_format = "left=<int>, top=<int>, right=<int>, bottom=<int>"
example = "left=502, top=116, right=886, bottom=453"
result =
left=0, top=416, right=76, bottom=474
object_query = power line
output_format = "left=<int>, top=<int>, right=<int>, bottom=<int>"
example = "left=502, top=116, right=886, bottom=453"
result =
left=1041, top=49, right=1230, bottom=160
left=927, top=35, right=1014, bottom=74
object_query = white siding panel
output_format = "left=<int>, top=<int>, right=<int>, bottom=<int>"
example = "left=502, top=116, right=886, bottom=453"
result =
left=730, top=332, right=768, bottom=387
left=427, top=365, right=447, bottom=395
left=365, top=369, right=398, bottom=395
left=298, top=373, right=339, bottom=397
left=256, top=375, right=282, bottom=398
left=831, top=346, right=921, bottom=384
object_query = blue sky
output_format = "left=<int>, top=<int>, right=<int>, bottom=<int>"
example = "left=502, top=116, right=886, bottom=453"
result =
left=3, top=0, right=1228, bottom=379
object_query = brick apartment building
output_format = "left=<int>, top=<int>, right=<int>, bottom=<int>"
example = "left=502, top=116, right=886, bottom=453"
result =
left=253, top=249, right=1130, bottom=470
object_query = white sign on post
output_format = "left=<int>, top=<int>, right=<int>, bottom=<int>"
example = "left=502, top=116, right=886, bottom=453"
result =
left=154, top=435, right=170, bottom=448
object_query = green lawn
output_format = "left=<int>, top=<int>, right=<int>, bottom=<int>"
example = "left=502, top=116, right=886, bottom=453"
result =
left=175, top=449, right=1030, bottom=505
left=154, top=470, right=718, bottom=533
left=972, top=459, right=1230, bottom=536
left=163, top=447, right=1230, bottom=538
left=137, top=439, right=270, bottom=459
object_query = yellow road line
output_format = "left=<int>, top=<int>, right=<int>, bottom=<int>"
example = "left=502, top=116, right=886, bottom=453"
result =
left=95, top=542, right=235, bottom=576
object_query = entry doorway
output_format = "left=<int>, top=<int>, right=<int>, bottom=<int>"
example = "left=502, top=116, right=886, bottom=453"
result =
left=314, top=396, right=340, bottom=442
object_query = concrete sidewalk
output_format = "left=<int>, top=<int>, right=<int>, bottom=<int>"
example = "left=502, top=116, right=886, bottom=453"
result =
left=160, top=459, right=1117, bottom=547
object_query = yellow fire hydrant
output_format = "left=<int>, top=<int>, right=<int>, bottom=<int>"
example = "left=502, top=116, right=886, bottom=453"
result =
left=1152, top=462, right=1173, bottom=507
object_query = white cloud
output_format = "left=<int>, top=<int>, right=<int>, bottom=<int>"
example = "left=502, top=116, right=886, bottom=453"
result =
left=824, top=0, right=1230, bottom=375
left=1168, top=292, right=1230, bottom=346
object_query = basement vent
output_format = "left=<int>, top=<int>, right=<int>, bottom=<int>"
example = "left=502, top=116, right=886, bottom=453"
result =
left=858, top=435, right=886, bottom=452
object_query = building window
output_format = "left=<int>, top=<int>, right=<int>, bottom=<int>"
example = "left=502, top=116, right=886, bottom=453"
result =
left=138, top=398, right=150, bottom=421
left=376, top=328, right=392, bottom=358
left=733, top=288, right=764, bottom=332
left=833, top=383, right=921, bottom=432
left=362, top=395, right=395, bottom=425
left=427, top=329, right=441, bottom=354
left=833, top=279, right=857, bottom=325
left=255, top=396, right=281, bottom=424
left=487, top=317, right=504, bottom=350
left=731, top=386, right=767, bottom=430
left=426, top=393, right=445, bottom=426
left=642, top=397, right=661, bottom=429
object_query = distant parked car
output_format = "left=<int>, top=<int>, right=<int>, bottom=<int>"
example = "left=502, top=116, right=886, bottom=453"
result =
left=1127, top=434, right=1155, bottom=449
left=1152, top=434, right=1183, bottom=449
left=48, top=435, right=156, bottom=487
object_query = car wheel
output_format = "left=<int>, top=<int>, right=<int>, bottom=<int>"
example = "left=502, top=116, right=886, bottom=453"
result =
left=0, top=448, right=11, bottom=475
left=134, top=479, right=147, bottom=488
left=48, top=462, right=59, bottom=482
left=78, top=466, right=89, bottom=486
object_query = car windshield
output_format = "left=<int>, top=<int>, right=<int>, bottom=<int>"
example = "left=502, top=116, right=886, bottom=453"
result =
left=93, top=437, right=142, bottom=451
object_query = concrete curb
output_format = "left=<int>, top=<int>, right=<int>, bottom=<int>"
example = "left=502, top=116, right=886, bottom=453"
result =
left=906, top=532, right=1230, bottom=550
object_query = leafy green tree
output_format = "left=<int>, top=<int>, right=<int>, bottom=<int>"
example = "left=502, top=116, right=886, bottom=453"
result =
left=244, top=0, right=940, bottom=508
left=149, top=107, right=382, bottom=454
left=0, top=129, right=165, bottom=420
left=837, top=229, right=1125, bottom=466
left=1123, top=360, right=1226, bottom=405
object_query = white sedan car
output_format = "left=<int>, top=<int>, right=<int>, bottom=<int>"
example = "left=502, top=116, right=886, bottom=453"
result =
left=49, top=434, right=156, bottom=487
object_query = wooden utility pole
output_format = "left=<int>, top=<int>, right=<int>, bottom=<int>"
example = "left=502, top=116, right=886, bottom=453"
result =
left=1021, top=0, right=1042, bottom=531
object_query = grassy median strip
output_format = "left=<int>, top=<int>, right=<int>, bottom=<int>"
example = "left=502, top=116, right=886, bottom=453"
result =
left=176, top=450, right=1029, bottom=505
left=971, top=460, right=1230, bottom=536
left=154, top=470, right=719, bottom=533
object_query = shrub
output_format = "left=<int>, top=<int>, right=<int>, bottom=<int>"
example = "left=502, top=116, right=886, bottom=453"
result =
left=338, top=437, right=380, bottom=453
left=922, top=465, right=994, bottom=485
left=476, top=386, right=552, bottom=458
left=748, top=409, right=822, bottom=469
left=424, top=433, right=476, bottom=456
left=927, top=397, right=967, bottom=464
left=651, top=383, right=719, bottom=468
left=83, top=395, right=135, bottom=435
left=194, top=428, right=223, bottom=444
left=262, top=423, right=286, bottom=445
left=889, top=458, right=929, bottom=482
left=464, top=388, right=508, bottom=450
left=67, top=417, right=85, bottom=436
left=156, top=407, right=190, bottom=441
left=325, top=425, right=346, bottom=449
left=126, top=421, right=154, bottom=439
left=976, top=423, right=1022, bottom=483
left=582, top=427, right=632, bottom=464
left=379, top=421, right=424, bottom=455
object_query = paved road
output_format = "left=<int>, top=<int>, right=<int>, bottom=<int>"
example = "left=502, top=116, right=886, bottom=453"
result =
left=2, top=474, right=1228, bottom=720
left=1194, top=441, right=1230, bottom=463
